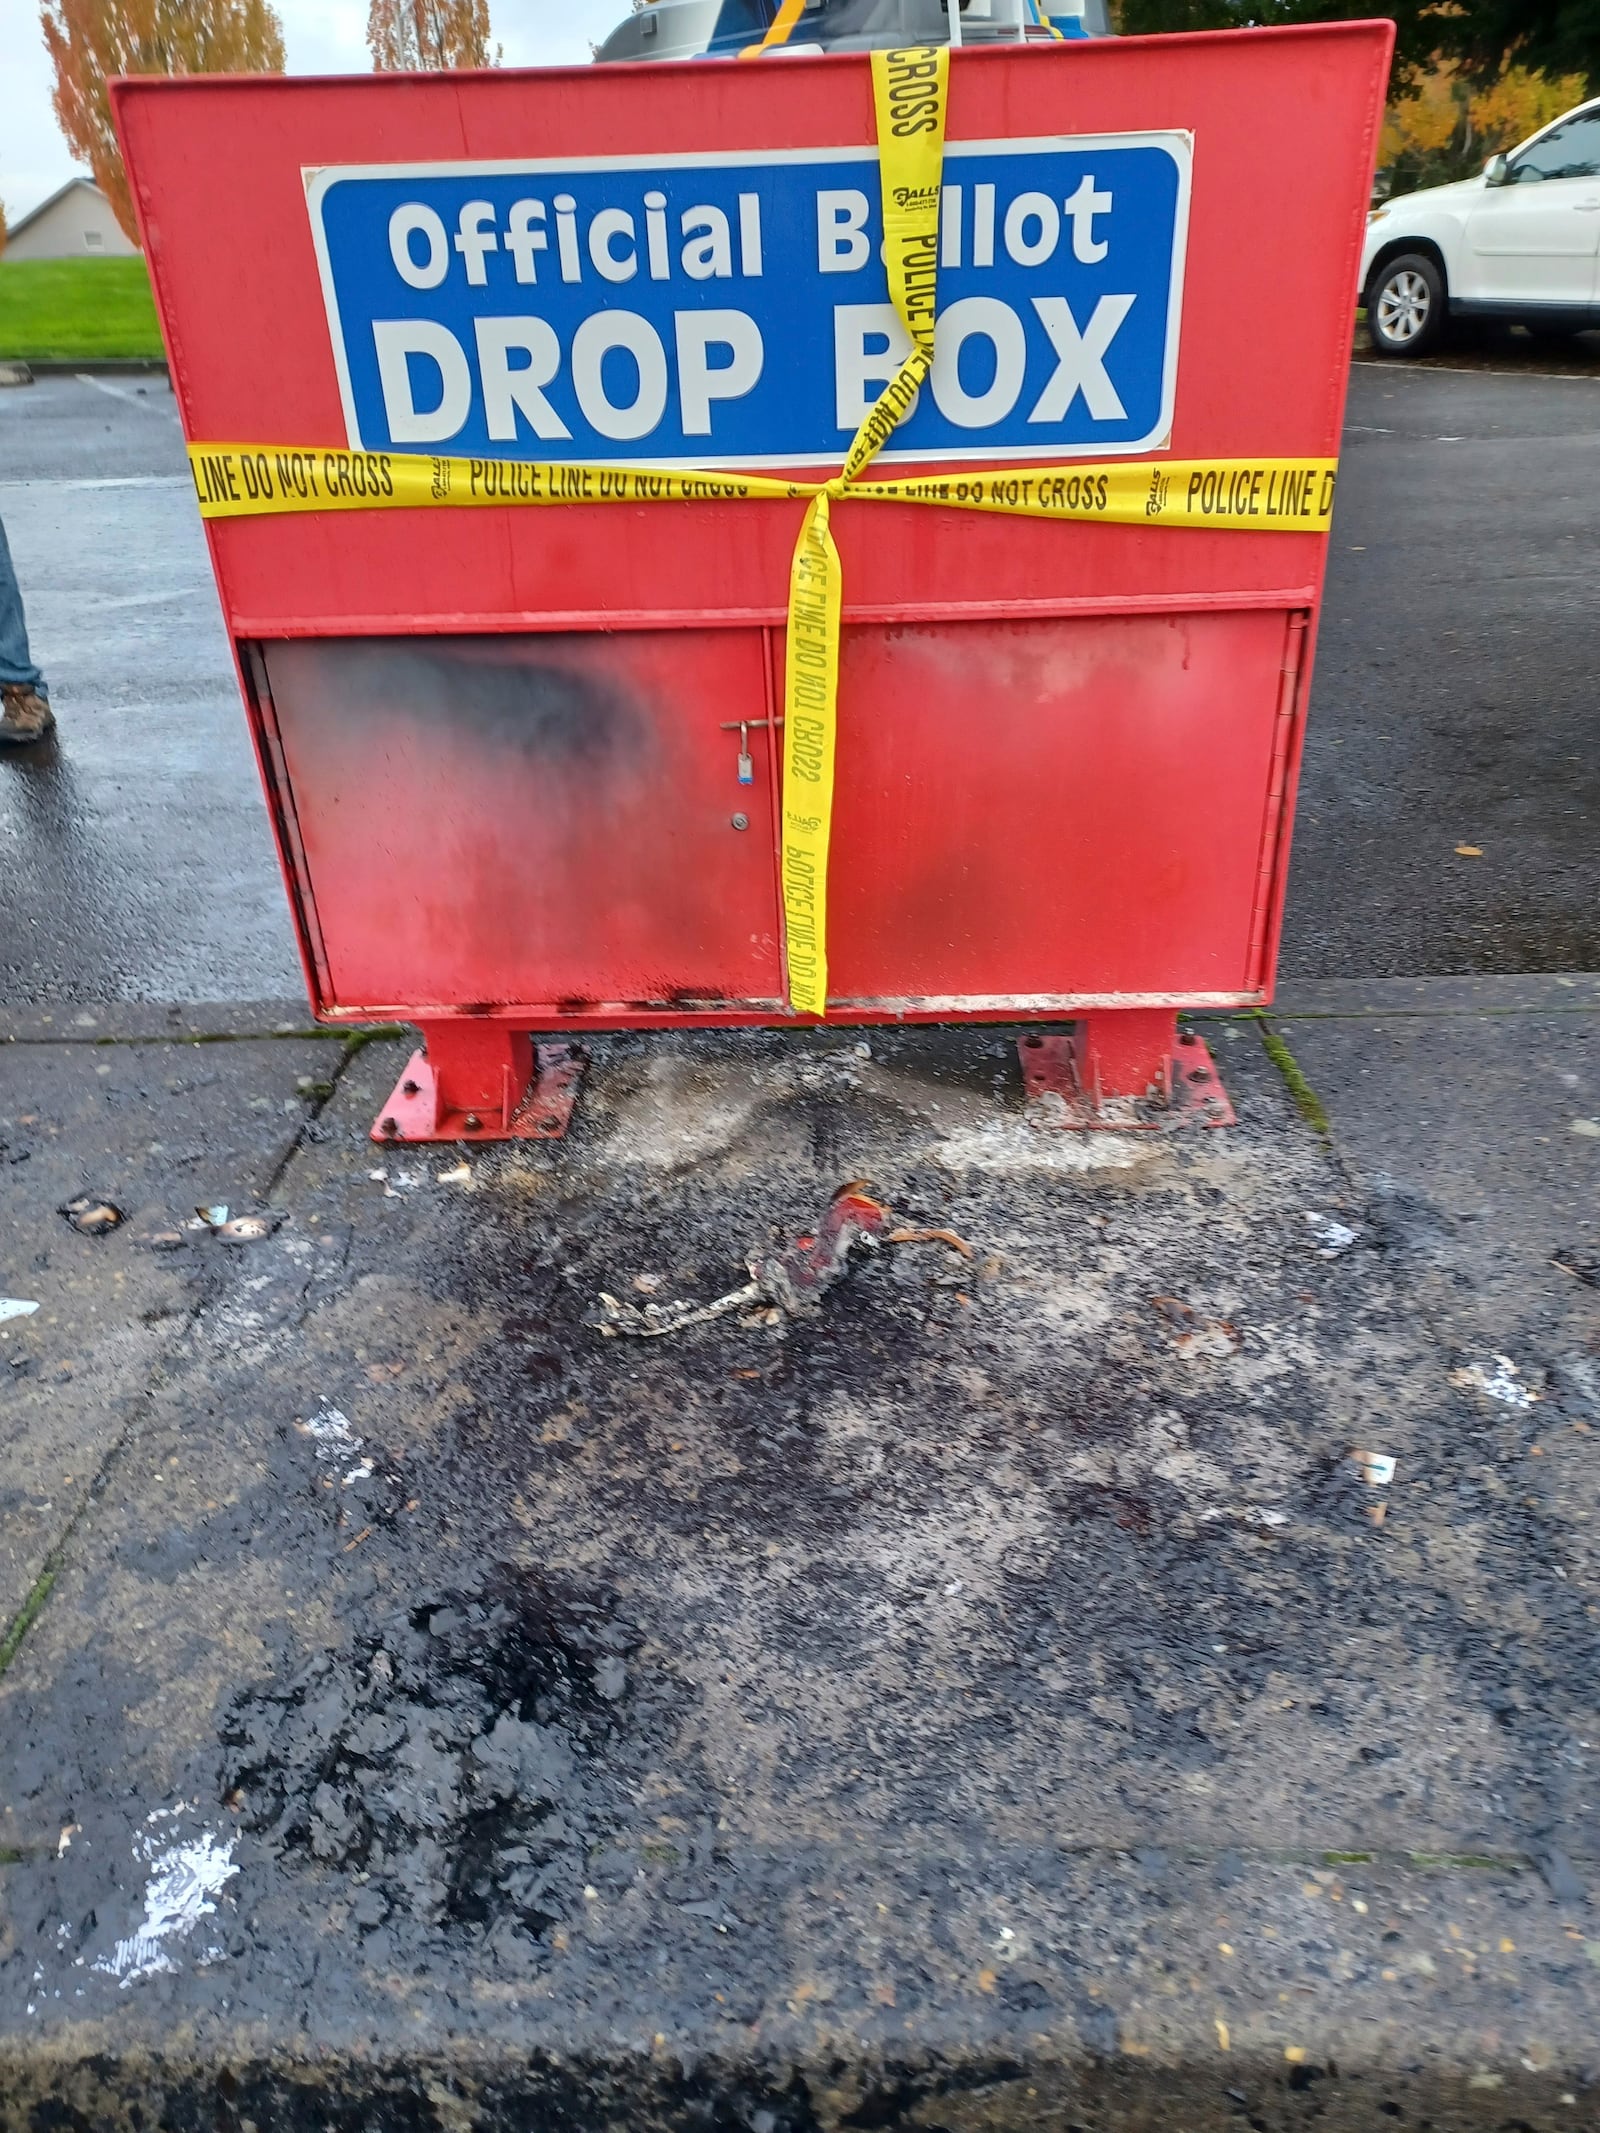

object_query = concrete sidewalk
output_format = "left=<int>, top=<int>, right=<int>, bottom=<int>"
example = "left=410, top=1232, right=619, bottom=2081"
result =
left=2, top=978, right=1597, bottom=2129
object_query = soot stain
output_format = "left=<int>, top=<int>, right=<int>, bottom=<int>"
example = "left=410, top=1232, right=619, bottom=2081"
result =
left=316, top=637, right=646, bottom=766
left=315, top=1030, right=1600, bottom=1856
left=432, top=1157, right=963, bottom=1545
left=220, top=1565, right=685, bottom=1948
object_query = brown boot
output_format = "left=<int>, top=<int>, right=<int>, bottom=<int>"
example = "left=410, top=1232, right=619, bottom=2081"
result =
left=0, top=685, right=55, bottom=746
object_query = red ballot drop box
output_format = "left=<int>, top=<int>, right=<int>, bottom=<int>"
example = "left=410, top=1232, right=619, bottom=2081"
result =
left=113, top=22, right=1392, bottom=1139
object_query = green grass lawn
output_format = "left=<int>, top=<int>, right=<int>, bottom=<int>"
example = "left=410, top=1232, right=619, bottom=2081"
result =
left=0, top=256, right=165, bottom=362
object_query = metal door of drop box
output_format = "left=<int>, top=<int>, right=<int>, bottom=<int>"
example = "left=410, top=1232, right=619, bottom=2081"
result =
left=256, top=603, right=1303, bottom=1021
left=255, top=631, right=787, bottom=1017
left=113, top=22, right=1393, bottom=1135
left=825, top=606, right=1305, bottom=1011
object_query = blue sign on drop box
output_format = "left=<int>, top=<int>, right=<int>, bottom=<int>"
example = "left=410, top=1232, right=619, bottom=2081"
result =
left=308, top=133, right=1191, bottom=469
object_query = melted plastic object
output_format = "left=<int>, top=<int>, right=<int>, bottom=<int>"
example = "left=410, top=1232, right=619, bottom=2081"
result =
left=595, top=1180, right=891, bottom=1337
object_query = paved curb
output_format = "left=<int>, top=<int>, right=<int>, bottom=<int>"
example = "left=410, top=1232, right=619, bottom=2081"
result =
left=5, top=358, right=170, bottom=379
left=1272, top=972, right=1600, bottom=1018
left=6, top=975, right=1596, bottom=1050
left=0, top=1001, right=373, bottom=1045
left=0, top=2026, right=1584, bottom=2132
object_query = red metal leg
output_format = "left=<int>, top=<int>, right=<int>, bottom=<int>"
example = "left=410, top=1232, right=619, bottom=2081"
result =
left=1019, top=1011, right=1235, bottom=1132
left=1073, top=1007, right=1177, bottom=1108
left=372, top=1023, right=584, bottom=1144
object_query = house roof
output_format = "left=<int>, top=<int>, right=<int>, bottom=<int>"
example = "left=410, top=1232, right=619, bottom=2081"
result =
left=6, top=175, right=105, bottom=242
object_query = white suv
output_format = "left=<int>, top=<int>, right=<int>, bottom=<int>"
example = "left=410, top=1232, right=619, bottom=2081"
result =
left=1360, top=96, right=1600, bottom=356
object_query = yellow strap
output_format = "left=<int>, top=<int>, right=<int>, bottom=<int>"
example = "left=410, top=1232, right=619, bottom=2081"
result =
left=854, top=458, right=1338, bottom=526
left=840, top=46, right=945, bottom=487
left=188, top=445, right=1339, bottom=531
left=187, top=447, right=811, bottom=514
left=740, top=0, right=808, bottom=57
left=775, top=44, right=948, bottom=1012
left=777, top=485, right=840, bottom=1018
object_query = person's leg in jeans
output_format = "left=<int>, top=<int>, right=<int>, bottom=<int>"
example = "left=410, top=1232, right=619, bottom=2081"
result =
left=0, top=513, right=55, bottom=746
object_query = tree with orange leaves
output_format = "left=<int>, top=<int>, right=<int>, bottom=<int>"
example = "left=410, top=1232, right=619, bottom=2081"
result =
left=366, top=0, right=497, bottom=71
left=1381, top=58, right=1589, bottom=194
left=40, top=0, right=287, bottom=247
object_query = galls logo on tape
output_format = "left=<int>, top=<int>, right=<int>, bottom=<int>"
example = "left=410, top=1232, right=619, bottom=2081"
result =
left=306, top=133, right=1190, bottom=470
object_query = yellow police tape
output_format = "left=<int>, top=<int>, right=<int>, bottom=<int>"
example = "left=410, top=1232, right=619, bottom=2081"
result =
left=778, top=44, right=948, bottom=1014
left=185, top=45, right=1337, bottom=1017
left=187, top=443, right=1338, bottom=531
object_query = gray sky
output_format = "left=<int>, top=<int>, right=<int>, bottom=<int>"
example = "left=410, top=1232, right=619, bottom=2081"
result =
left=2, top=0, right=628, bottom=226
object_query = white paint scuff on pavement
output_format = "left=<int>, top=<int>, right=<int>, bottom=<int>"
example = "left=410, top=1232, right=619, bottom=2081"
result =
left=1452, top=1356, right=1540, bottom=1408
left=296, top=1403, right=363, bottom=1462
left=1305, top=1212, right=1359, bottom=1256
left=0, top=1299, right=40, bottom=1322
left=95, top=1819, right=239, bottom=1988
left=1200, top=1505, right=1291, bottom=1529
left=368, top=1166, right=421, bottom=1198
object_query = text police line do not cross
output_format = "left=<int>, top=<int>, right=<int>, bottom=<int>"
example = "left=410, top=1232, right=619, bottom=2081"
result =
left=308, top=138, right=1192, bottom=467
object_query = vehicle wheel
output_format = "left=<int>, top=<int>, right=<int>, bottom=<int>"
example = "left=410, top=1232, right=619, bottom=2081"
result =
left=1367, top=252, right=1446, bottom=358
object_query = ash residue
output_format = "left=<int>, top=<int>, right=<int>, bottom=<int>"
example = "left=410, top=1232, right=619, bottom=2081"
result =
left=220, top=1568, right=670, bottom=1954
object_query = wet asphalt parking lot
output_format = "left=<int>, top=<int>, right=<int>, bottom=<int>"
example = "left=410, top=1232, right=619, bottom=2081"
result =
left=0, top=354, right=1596, bottom=1004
